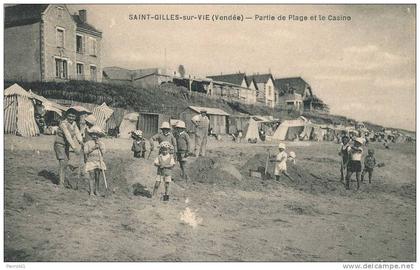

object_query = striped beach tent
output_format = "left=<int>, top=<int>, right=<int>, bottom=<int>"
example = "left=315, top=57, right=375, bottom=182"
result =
left=92, top=103, right=114, bottom=132
left=4, top=83, right=40, bottom=137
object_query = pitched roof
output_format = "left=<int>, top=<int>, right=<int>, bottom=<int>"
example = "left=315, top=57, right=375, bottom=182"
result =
left=4, top=83, right=32, bottom=97
left=72, top=14, right=102, bottom=37
left=247, top=74, right=274, bottom=84
left=274, top=77, right=311, bottom=96
left=245, top=76, right=258, bottom=89
left=188, top=106, right=230, bottom=116
left=5, top=4, right=49, bottom=28
left=207, top=73, right=246, bottom=86
left=5, top=5, right=102, bottom=36
left=103, top=67, right=133, bottom=81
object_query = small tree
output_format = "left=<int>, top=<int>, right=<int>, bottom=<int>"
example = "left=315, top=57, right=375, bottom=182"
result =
left=178, top=65, right=186, bottom=78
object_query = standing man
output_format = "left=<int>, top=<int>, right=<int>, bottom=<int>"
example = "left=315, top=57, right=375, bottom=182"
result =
left=192, top=110, right=210, bottom=157
left=54, top=108, right=83, bottom=188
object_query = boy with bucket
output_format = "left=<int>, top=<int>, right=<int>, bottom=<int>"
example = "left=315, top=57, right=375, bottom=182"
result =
left=271, top=143, right=294, bottom=181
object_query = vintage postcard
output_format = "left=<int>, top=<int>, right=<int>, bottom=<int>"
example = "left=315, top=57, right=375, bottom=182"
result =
left=2, top=3, right=416, bottom=266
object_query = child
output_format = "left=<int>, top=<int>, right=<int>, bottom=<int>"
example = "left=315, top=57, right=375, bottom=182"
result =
left=345, top=137, right=364, bottom=190
left=271, top=143, right=294, bottom=181
left=131, top=130, right=147, bottom=158
left=361, top=149, right=376, bottom=183
left=150, top=122, right=177, bottom=156
left=338, top=135, right=351, bottom=182
left=174, top=121, right=191, bottom=181
left=153, top=141, right=176, bottom=201
left=84, top=126, right=106, bottom=196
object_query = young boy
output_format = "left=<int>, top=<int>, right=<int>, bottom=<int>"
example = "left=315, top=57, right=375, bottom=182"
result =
left=361, top=149, right=376, bottom=184
left=345, top=137, right=364, bottom=190
left=338, top=135, right=351, bottom=182
left=84, top=126, right=106, bottom=196
left=174, top=121, right=191, bottom=181
left=153, top=141, right=176, bottom=201
left=131, top=130, right=147, bottom=158
left=272, top=143, right=294, bottom=181
left=150, top=122, right=177, bottom=156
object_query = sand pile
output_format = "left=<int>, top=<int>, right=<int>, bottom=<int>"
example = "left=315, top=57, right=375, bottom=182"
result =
left=188, top=157, right=242, bottom=185
left=242, top=153, right=346, bottom=195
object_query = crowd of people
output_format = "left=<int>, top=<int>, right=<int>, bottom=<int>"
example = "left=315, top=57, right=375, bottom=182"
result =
left=52, top=108, right=211, bottom=201
left=53, top=106, right=385, bottom=201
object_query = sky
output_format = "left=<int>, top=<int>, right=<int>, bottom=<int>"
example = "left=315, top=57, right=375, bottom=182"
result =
left=69, top=4, right=415, bottom=131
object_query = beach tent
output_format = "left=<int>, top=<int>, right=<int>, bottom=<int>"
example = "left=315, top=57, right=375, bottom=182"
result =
left=4, top=83, right=39, bottom=137
left=299, top=124, right=314, bottom=141
left=119, top=112, right=139, bottom=139
left=272, top=116, right=309, bottom=141
left=92, top=103, right=114, bottom=133
left=243, top=118, right=262, bottom=142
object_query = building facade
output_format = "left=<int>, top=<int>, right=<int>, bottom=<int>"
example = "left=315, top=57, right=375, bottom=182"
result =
left=275, top=77, right=314, bottom=111
left=247, top=74, right=277, bottom=108
left=5, top=4, right=102, bottom=82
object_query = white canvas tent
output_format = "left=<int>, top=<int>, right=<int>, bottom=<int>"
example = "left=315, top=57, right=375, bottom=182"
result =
left=244, top=118, right=261, bottom=142
left=4, top=84, right=39, bottom=137
left=272, top=116, right=309, bottom=141
left=119, top=112, right=139, bottom=139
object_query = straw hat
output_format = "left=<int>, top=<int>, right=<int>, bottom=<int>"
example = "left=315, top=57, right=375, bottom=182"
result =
left=354, top=137, right=365, bottom=145
left=85, top=114, right=97, bottom=125
left=160, top=122, right=171, bottom=129
left=175, top=120, right=186, bottom=128
left=133, top=130, right=143, bottom=137
left=87, top=126, right=105, bottom=137
left=278, top=143, right=286, bottom=150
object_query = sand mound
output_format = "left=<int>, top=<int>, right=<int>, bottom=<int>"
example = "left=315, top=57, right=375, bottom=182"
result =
left=188, top=157, right=242, bottom=185
left=242, top=153, right=345, bottom=195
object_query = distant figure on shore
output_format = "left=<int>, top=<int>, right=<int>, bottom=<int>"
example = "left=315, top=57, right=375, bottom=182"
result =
left=54, top=108, right=83, bottom=188
left=192, top=110, right=210, bottom=157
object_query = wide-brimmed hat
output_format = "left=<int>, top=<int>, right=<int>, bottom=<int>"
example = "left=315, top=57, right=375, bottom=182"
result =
left=160, top=141, right=172, bottom=149
left=278, top=143, right=286, bottom=150
left=160, top=122, right=171, bottom=129
left=175, top=120, right=186, bottom=129
left=200, top=110, right=207, bottom=113
left=66, top=105, right=91, bottom=115
left=84, top=114, right=97, bottom=125
left=132, top=130, right=143, bottom=137
left=87, top=126, right=105, bottom=137
left=354, top=137, right=365, bottom=145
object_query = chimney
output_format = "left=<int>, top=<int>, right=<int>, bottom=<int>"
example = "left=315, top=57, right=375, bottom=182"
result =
left=79, top=10, right=87, bottom=23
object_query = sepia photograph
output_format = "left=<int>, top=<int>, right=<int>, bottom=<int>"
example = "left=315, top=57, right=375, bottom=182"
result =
left=2, top=3, right=416, bottom=265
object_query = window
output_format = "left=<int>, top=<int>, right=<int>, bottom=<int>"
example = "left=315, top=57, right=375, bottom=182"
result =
left=89, top=38, right=97, bottom=56
left=55, top=58, right=68, bottom=79
left=90, top=66, right=97, bottom=81
left=76, top=35, right=83, bottom=53
left=76, top=63, right=84, bottom=75
left=268, top=85, right=272, bottom=97
left=56, top=6, right=64, bottom=18
left=56, top=28, right=65, bottom=48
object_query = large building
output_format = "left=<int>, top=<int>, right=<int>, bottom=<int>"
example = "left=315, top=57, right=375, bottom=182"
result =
left=274, top=77, right=314, bottom=111
left=5, top=4, right=103, bottom=82
left=206, top=73, right=258, bottom=105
